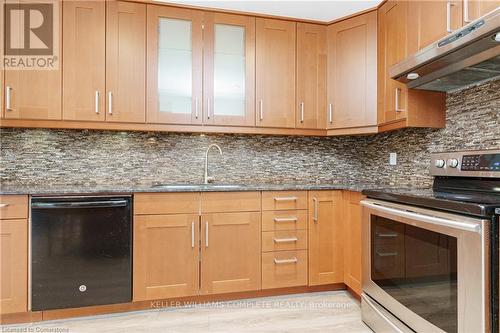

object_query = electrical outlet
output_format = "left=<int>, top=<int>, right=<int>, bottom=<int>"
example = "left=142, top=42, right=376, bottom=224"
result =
left=389, top=153, right=397, bottom=166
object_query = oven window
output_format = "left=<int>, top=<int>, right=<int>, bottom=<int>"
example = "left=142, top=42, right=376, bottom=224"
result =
left=371, top=216, right=458, bottom=333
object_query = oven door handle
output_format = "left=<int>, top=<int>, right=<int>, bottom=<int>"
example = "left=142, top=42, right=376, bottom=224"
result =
left=361, top=200, right=482, bottom=234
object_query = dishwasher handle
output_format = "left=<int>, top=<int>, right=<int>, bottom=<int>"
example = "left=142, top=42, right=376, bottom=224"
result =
left=32, top=200, right=128, bottom=209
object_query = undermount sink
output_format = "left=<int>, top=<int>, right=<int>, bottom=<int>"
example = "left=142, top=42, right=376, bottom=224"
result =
left=151, top=183, right=245, bottom=190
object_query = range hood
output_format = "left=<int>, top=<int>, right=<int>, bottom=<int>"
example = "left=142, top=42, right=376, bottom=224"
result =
left=390, top=8, right=500, bottom=92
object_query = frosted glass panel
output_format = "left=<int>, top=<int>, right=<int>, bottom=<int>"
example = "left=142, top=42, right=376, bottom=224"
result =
left=157, top=18, right=192, bottom=114
left=214, top=24, right=245, bottom=117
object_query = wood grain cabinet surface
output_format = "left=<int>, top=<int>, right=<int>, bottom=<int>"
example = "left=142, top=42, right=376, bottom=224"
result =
left=342, top=191, right=363, bottom=296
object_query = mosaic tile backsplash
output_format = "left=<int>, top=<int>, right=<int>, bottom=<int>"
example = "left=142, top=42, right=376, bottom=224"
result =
left=1, top=80, right=499, bottom=188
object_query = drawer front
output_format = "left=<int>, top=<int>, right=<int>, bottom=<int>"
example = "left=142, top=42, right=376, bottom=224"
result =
left=262, top=230, right=308, bottom=252
left=262, top=210, right=307, bottom=231
left=134, top=193, right=200, bottom=215
left=0, top=195, right=29, bottom=219
left=201, top=192, right=261, bottom=213
left=262, top=250, right=308, bottom=289
left=262, top=191, right=307, bottom=211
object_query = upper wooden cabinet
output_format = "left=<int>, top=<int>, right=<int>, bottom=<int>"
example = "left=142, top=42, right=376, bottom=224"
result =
left=327, top=11, right=378, bottom=134
left=203, top=13, right=256, bottom=127
left=256, top=18, right=296, bottom=128
left=296, top=23, right=327, bottom=129
left=106, top=1, right=146, bottom=123
left=464, top=0, right=500, bottom=23
left=62, top=0, right=106, bottom=121
left=147, top=6, right=203, bottom=125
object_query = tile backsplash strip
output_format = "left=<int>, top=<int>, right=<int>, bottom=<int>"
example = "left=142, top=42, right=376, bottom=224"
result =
left=1, top=79, right=499, bottom=189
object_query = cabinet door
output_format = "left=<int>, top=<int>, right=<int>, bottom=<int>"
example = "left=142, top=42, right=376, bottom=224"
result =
left=327, top=12, right=377, bottom=129
left=106, top=1, right=146, bottom=123
left=147, top=6, right=203, bottom=125
left=133, top=214, right=199, bottom=301
left=203, top=13, right=255, bottom=126
left=1, top=0, right=4, bottom=119
left=256, top=18, right=295, bottom=128
left=408, top=0, right=462, bottom=53
left=296, top=23, right=327, bottom=129
left=0, top=219, right=28, bottom=314
left=464, top=0, right=499, bottom=23
left=62, top=0, right=105, bottom=121
left=308, top=191, right=343, bottom=286
left=343, top=191, right=363, bottom=295
left=4, top=0, right=61, bottom=120
left=201, top=212, right=261, bottom=294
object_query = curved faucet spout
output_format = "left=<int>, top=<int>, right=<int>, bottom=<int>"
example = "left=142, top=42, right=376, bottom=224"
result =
left=204, top=144, right=223, bottom=184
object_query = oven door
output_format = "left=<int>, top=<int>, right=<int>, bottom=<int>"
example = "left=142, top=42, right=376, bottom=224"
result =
left=361, top=199, right=489, bottom=333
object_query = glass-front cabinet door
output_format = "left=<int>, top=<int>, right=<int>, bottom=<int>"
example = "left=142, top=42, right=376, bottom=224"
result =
left=147, top=6, right=203, bottom=124
left=203, top=13, right=255, bottom=126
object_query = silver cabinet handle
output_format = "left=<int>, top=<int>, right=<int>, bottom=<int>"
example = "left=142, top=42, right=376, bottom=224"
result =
left=376, top=232, right=398, bottom=238
left=195, top=98, right=199, bottom=119
left=274, top=217, right=298, bottom=223
left=463, top=0, right=470, bottom=23
left=274, top=257, right=298, bottom=264
left=95, top=91, right=100, bottom=114
left=328, top=103, right=333, bottom=124
left=206, top=98, right=211, bottom=119
left=300, top=102, right=304, bottom=123
left=273, top=237, right=298, bottom=243
left=0, top=203, right=9, bottom=208
left=395, top=88, right=404, bottom=112
left=5, top=86, right=13, bottom=111
left=313, top=197, right=318, bottom=223
left=191, top=222, right=195, bottom=248
left=446, top=1, right=455, bottom=33
left=376, top=251, right=399, bottom=257
left=108, top=91, right=113, bottom=115
left=274, top=196, right=297, bottom=202
left=205, top=221, right=209, bottom=248
left=259, top=99, right=263, bottom=121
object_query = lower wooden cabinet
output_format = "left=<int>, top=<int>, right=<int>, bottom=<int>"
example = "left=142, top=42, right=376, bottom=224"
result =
left=262, top=250, right=308, bottom=289
left=308, top=191, right=344, bottom=286
left=342, top=191, right=363, bottom=295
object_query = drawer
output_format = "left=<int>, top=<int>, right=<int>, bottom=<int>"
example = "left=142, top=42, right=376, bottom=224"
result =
left=134, top=193, right=200, bottom=215
left=262, top=191, right=307, bottom=211
left=262, top=210, right=307, bottom=231
left=201, top=192, right=261, bottom=213
left=0, top=195, right=28, bottom=219
left=262, top=230, right=307, bottom=252
left=262, top=250, right=308, bottom=289
left=373, top=222, right=404, bottom=245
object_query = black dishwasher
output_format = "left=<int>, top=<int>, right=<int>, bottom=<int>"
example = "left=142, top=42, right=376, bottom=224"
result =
left=31, top=196, right=132, bottom=311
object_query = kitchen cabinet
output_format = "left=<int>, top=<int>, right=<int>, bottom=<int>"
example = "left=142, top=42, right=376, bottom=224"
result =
left=106, top=1, right=146, bottom=123
left=146, top=5, right=203, bottom=125
left=0, top=0, right=4, bottom=119
left=3, top=0, right=61, bottom=120
left=327, top=11, right=377, bottom=134
left=308, top=191, right=343, bottom=286
left=203, top=13, right=255, bottom=127
left=342, top=191, right=363, bottom=296
left=464, top=0, right=499, bottom=23
left=296, top=23, right=327, bottom=129
left=262, top=250, right=308, bottom=289
left=256, top=18, right=296, bottom=128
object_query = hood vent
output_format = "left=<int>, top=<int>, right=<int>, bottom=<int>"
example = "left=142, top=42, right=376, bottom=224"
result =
left=390, top=8, right=500, bottom=92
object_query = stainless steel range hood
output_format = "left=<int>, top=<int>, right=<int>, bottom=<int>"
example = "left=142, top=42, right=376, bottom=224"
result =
left=390, top=8, right=500, bottom=92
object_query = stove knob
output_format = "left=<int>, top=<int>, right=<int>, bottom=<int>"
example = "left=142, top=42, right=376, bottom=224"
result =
left=435, top=159, right=446, bottom=168
left=447, top=158, right=459, bottom=168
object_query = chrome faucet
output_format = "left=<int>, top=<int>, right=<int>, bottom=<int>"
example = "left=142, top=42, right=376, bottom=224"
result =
left=204, top=144, right=222, bottom=184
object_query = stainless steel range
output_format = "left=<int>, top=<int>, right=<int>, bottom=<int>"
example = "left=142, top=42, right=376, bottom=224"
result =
left=361, top=149, right=500, bottom=333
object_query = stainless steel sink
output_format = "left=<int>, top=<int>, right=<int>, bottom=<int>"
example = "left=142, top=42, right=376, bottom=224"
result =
left=151, top=183, right=245, bottom=190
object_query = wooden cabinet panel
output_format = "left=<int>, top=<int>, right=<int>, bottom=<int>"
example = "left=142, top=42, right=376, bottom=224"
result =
left=106, top=1, right=146, bottom=123
left=261, top=191, right=307, bottom=211
left=201, top=212, right=261, bottom=294
left=256, top=18, right=296, bottom=128
left=134, top=193, right=200, bottom=215
left=0, top=195, right=28, bottom=220
left=262, top=250, right=308, bottom=289
left=146, top=6, right=203, bottom=125
left=1, top=0, right=3, bottom=119
left=343, top=191, right=363, bottom=295
left=262, top=230, right=308, bottom=252
left=203, top=13, right=255, bottom=126
left=464, top=0, right=499, bottom=23
left=133, top=214, right=199, bottom=300
left=308, top=191, right=343, bottom=286
left=327, top=11, right=377, bottom=130
left=0, top=219, right=28, bottom=314
left=261, top=210, right=308, bottom=231
left=62, top=0, right=106, bottom=121
left=296, top=23, right=327, bottom=129
left=201, top=192, right=261, bottom=213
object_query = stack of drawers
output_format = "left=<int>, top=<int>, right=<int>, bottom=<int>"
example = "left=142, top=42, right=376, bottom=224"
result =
left=261, top=191, right=308, bottom=289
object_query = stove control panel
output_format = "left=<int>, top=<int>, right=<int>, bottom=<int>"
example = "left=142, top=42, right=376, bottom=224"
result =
left=431, top=149, right=500, bottom=177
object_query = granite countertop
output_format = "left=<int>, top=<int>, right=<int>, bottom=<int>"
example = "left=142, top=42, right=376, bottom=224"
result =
left=0, top=182, right=391, bottom=195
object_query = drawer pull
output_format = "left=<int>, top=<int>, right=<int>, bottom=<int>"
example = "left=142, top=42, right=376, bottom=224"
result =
left=376, top=232, right=398, bottom=238
left=273, top=237, right=298, bottom=243
left=274, top=196, right=297, bottom=202
left=0, top=203, right=9, bottom=208
left=274, top=217, right=298, bottom=223
left=376, top=251, right=398, bottom=257
left=274, top=257, right=298, bottom=264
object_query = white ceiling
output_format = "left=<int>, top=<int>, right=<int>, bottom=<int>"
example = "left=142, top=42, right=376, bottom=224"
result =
left=157, top=0, right=383, bottom=23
